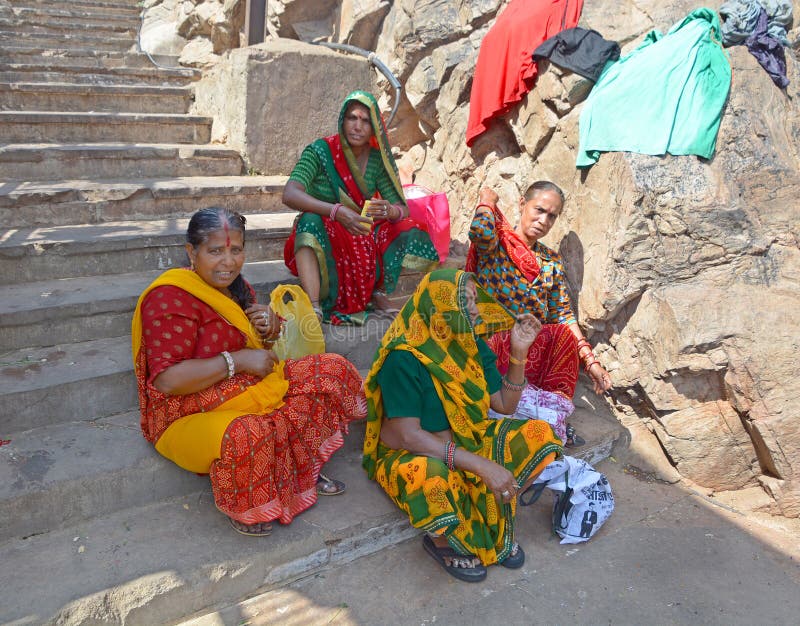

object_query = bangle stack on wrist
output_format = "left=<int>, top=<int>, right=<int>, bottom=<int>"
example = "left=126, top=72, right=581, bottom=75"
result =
left=502, top=375, right=525, bottom=392
left=221, top=351, right=235, bottom=378
left=444, top=441, right=457, bottom=470
left=576, top=339, right=602, bottom=372
left=329, top=202, right=343, bottom=222
left=388, top=205, right=404, bottom=223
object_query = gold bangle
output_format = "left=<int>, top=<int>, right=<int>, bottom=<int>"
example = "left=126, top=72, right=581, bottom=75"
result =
left=509, top=355, right=526, bottom=366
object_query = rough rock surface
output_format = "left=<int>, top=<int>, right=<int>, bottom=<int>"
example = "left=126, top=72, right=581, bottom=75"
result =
left=141, top=0, right=245, bottom=67
left=370, top=0, right=800, bottom=516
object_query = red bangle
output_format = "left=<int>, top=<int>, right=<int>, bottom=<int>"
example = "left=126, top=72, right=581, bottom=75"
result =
left=475, top=203, right=495, bottom=211
left=576, top=339, right=591, bottom=351
left=329, top=203, right=342, bottom=222
left=388, top=205, right=404, bottom=223
left=584, top=358, right=600, bottom=370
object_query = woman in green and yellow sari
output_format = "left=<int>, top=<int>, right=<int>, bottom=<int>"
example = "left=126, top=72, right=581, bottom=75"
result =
left=283, top=90, right=439, bottom=325
left=363, top=269, right=563, bottom=582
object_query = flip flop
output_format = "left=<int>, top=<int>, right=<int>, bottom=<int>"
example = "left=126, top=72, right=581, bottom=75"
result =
left=316, top=472, right=346, bottom=496
left=228, top=517, right=272, bottom=537
left=422, top=534, right=487, bottom=582
left=499, top=542, right=525, bottom=569
left=565, top=423, right=586, bottom=448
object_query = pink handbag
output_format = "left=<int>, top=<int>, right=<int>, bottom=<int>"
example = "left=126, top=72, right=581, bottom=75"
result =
left=403, top=184, right=451, bottom=263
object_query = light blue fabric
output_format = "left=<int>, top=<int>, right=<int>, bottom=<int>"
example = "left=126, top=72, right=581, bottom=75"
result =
left=576, top=8, right=731, bottom=168
left=719, top=0, right=793, bottom=46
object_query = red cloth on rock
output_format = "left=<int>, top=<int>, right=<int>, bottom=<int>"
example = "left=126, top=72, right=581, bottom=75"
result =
left=466, top=0, right=583, bottom=146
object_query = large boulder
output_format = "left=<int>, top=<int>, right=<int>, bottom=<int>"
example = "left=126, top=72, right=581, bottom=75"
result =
left=388, top=0, right=800, bottom=517
left=191, top=39, right=377, bottom=175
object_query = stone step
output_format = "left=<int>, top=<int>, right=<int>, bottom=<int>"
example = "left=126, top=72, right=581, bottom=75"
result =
left=0, top=282, right=410, bottom=432
left=0, top=213, right=295, bottom=287
left=12, top=0, right=140, bottom=11
left=0, top=142, right=242, bottom=181
left=0, top=388, right=622, bottom=624
left=0, top=258, right=426, bottom=355
left=0, top=335, right=140, bottom=435
left=0, top=18, right=138, bottom=39
left=0, top=175, right=287, bottom=229
left=0, top=81, right=193, bottom=114
left=0, top=61, right=198, bottom=87
left=0, top=46, right=178, bottom=70
left=8, top=6, right=141, bottom=28
left=0, top=111, right=212, bottom=144
left=0, top=31, right=137, bottom=52
left=0, top=421, right=417, bottom=624
left=0, top=412, right=207, bottom=544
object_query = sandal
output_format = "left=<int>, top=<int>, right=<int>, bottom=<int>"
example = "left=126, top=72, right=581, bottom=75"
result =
left=565, top=423, right=586, bottom=448
left=228, top=517, right=272, bottom=537
left=500, top=542, right=525, bottom=569
left=422, top=534, right=487, bottom=583
left=316, top=472, right=346, bottom=496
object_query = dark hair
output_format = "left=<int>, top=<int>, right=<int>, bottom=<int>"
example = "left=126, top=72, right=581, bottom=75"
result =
left=523, top=180, right=565, bottom=205
left=186, top=207, right=253, bottom=310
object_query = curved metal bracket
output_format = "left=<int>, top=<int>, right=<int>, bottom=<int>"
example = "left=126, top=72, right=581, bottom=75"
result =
left=315, top=42, right=402, bottom=127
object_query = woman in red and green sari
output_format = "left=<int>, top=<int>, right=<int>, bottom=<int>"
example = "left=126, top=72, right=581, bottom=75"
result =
left=133, top=207, right=366, bottom=536
left=363, top=269, right=563, bottom=582
left=283, top=90, right=439, bottom=325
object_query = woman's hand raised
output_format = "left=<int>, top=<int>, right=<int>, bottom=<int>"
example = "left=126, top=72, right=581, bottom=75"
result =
left=509, top=313, right=541, bottom=355
left=335, top=205, right=372, bottom=236
left=232, top=349, right=280, bottom=379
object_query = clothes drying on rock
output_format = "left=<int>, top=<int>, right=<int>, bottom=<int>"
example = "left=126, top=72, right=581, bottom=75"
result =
left=719, top=0, right=793, bottom=45
left=746, top=7, right=790, bottom=87
left=576, top=8, right=731, bottom=168
left=466, top=0, right=583, bottom=146
left=532, top=27, right=620, bottom=82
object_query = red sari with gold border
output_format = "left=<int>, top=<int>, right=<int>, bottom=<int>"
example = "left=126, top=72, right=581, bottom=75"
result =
left=132, top=269, right=366, bottom=524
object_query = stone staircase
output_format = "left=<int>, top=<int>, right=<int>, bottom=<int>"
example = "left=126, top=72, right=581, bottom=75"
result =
left=0, top=1, right=622, bottom=623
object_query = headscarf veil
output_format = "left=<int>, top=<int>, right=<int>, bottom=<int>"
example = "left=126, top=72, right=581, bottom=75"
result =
left=362, top=268, right=515, bottom=478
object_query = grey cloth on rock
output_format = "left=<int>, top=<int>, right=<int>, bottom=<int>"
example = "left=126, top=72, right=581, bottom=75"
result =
left=719, top=0, right=793, bottom=45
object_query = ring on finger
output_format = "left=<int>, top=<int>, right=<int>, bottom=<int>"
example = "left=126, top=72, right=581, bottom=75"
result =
left=501, top=490, right=510, bottom=497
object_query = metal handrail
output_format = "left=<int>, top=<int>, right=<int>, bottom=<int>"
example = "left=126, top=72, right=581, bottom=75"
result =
left=314, top=42, right=402, bottom=127
left=137, top=5, right=183, bottom=71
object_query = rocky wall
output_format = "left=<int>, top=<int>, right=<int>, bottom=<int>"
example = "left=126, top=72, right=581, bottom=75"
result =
left=263, top=0, right=799, bottom=516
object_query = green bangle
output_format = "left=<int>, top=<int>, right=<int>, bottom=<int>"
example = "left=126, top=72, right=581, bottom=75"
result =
left=502, top=376, right=525, bottom=392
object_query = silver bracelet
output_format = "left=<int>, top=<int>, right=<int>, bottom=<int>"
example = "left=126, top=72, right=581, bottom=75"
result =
left=220, top=351, right=235, bottom=378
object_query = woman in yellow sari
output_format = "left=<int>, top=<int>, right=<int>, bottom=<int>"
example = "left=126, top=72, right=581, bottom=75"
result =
left=363, top=269, right=563, bottom=581
left=133, top=207, right=365, bottom=536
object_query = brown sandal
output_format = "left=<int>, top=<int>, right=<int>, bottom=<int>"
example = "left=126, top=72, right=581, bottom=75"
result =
left=228, top=517, right=272, bottom=537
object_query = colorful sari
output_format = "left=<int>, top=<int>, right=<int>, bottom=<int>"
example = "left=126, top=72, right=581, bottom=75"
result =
left=284, top=90, right=439, bottom=325
left=132, top=268, right=366, bottom=524
left=467, top=203, right=579, bottom=398
left=363, top=269, right=562, bottom=565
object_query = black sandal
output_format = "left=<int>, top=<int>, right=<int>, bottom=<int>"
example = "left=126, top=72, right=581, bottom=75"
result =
left=500, top=542, right=525, bottom=569
left=316, top=472, right=346, bottom=496
left=422, top=534, right=487, bottom=582
left=565, top=423, right=586, bottom=448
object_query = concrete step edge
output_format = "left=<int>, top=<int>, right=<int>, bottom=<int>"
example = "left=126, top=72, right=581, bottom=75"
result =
left=0, top=61, right=198, bottom=78
left=0, top=175, right=288, bottom=209
left=0, top=81, right=192, bottom=95
left=0, top=143, right=242, bottom=159
left=0, top=111, right=212, bottom=124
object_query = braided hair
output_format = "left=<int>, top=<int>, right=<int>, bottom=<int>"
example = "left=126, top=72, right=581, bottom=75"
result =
left=186, top=207, right=254, bottom=310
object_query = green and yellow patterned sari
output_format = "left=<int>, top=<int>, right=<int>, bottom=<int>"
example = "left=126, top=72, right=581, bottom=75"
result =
left=363, top=269, right=562, bottom=565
